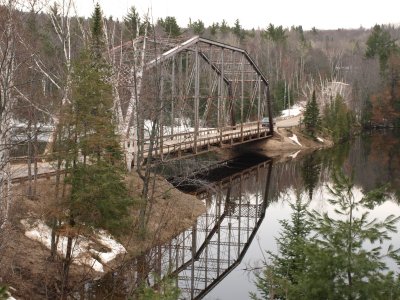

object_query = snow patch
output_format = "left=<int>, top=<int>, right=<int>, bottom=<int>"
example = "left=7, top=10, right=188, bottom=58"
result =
left=288, top=134, right=302, bottom=146
left=92, top=230, right=127, bottom=264
left=21, top=220, right=126, bottom=272
left=6, top=293, right=16, bottom=300
left=316, top=137, right=324, bottom=143
left=289, top=150, right=301, bottom=159
left=280, top=104, right=303, bottom=118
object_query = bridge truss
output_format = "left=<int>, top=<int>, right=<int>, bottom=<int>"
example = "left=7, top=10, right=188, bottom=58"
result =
left=114, top=36, right=273, bottom=162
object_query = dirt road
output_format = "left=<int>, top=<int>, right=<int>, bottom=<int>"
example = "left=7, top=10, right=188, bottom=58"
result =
left=276, top=114, right=302, bottom=128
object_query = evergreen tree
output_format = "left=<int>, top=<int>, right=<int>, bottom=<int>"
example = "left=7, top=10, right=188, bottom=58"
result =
left=57, top=5, right=134, bottom=289
left=160, top=16, right=181, bottom=37
left=67, top=162, right=133, bottom=233
left=250, top=196, right=311, bottom=300
left=123, top=6, right=150, bottom=39
left=233, top=19, right=244, bottom=40
left=263, top=24, right=287, bottom=44
left=191, top=19, right=205, bottom=35
left=251, top=171, right=400, bottom=299
left=302, top=90, right=320, bottom=136
left=65, top=32, right=133, bottom=235
left=365, top=24, right=398, bottom=71
left=220, top=19, right=229, bottom=34
left=91, top=3, right=104, bottom=59
left=124, top=6, right=140, bottom=38
left=209, top=22, right=219, bottom=36
left=311, top=26, right=318, bottom=35
left=322, top=94, right=352, bottom=142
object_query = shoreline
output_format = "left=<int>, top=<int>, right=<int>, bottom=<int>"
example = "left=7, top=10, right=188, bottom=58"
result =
left=2, top=126, right=333, bottom=299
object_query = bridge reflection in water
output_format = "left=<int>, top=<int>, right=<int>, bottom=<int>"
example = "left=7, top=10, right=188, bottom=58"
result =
left=139, top=158, right=273, bottom=299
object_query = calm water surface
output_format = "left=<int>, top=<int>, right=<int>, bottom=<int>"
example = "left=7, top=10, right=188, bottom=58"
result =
left=89, top=130, right=400, bottom=299
left=206, top=130, right=400, bottom=300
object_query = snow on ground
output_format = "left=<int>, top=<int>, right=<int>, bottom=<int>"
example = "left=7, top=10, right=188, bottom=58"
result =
left=316, top=137, right=324, bottom=142
left=288, top=134, right=302, bottom=146
left=289, top=150, right=301, bottom=159
left=21, top=220, right=126, bottom=272
left=280, top=104, right=303, bottom=118
left=92, top=230, right=126, bottom=264
left=6, top=294, right=16, bottom=300
left=143, top=118, right=215, bottom=139
left=11, top=121, right=54, bottom=142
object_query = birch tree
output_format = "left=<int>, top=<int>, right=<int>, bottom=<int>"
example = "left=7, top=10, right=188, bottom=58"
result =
left=32, top=0, right=86, bottom=154
left=107, top=8, right=149, bottom=171
left=0, top=0, right=17, bottom=225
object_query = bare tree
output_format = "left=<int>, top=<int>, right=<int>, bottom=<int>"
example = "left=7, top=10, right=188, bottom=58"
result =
left=105, top=10, right=149, bottom=172
left=0, top=0, right=17, bottom=225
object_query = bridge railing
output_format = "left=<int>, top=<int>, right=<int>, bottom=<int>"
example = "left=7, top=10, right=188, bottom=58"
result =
left=142, top=121, right=270, bottom=159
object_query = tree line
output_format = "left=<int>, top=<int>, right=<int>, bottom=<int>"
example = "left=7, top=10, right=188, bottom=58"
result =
left=1, top=0, right=400, bottom=298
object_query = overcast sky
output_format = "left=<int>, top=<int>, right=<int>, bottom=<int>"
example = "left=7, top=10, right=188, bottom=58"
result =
left=74, top=0, right=400, bottom=30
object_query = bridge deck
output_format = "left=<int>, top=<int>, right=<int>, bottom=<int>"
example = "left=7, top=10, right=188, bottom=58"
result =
left=10, top=122, right=272, bottom=183
left=143, top=121, right=272, bottom=161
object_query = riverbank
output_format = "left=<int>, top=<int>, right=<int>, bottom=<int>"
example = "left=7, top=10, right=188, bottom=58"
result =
left=228, top=126, right=334, bottom=163
left=259, top=127, right=334, bottom=157
left=1, top=126, right=333, bottom=298
left=1, top=171, right=205, bottom=299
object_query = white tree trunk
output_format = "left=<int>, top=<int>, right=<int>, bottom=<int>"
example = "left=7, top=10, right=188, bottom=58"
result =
left=124, top=63, right=143, bottom=172
left=0, top=0, right=15, bottom=225
left=109, top=23, right=148, bottom=172
left=41, top=0, right=76, bottom=155
left=0, top=107, right=12, bottom=226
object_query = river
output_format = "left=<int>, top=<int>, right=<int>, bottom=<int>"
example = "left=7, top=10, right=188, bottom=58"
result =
left=206, top=129, right=400, bottom=299
left=87, top=129, right=400, bottom=299
left=179, top=129, right=400, bottom=299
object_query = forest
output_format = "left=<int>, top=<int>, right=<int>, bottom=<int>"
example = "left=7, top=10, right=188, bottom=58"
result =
left=1, top=0, right=400, bottom=299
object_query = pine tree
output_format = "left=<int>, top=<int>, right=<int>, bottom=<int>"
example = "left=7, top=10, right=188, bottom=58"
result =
left=251, top=171, right=400, bottom=299
left=250, top=196, right=311, bottom=300
left=191, top=19, right=205, bottom=35
left=58, top=3, right=134, bottom=292
left=322, top=94, right=352, bottom=142
left=209, top=22, right=219, bottom=36
left=161, top=16, right=181, bottom=37
left=365, top=24, right=398, bottom=71
left=220, top=19, right=229, bottom=34
left=64, top=3, right=133, bottom=234
left=91, top=3, right=104, bottom=60
left=233, top=19, right=244, bottom=40
left=124, top=6, right=140, bottom=38
left=294, top=172, right=400, bottom=299
left=303, top=90, right=320, bottom=136
left=66, top=49, right=133, bottom=234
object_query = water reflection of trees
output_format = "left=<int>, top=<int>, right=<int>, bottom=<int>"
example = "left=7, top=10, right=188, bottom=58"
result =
left=268, top=152, right=326, bottom=202
left=301, top=154, right=322, bottom=200
left=252, top=170, right=400, bottom=300
left=346, top=130, right=400, bottom=199
left=269, top=131, right=400, bottom=203
left=79, top=131, right=400, bottom=298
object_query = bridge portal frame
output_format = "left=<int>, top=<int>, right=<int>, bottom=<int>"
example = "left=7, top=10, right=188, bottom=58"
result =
left=116, top=36, right=274, bottom=164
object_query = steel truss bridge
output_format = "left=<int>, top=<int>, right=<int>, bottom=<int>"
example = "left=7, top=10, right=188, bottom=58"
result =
left=115, top=36, right=274, bottom=162
left=127, top=158, right=273, bottom=299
